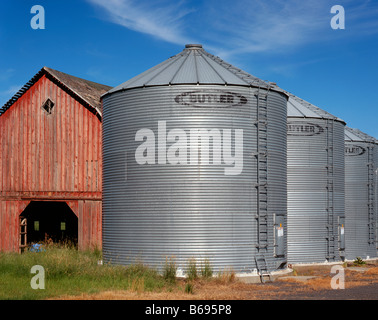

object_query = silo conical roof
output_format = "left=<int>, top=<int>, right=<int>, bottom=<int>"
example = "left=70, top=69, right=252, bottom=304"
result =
left=105, top=44, right=283, bottom=95
left=286, top=91, right=345, bottom=123
left=345, top=127, right=378, bottom=143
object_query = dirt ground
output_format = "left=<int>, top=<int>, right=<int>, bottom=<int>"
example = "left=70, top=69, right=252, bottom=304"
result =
left=55, top=260, right=378, bottom=300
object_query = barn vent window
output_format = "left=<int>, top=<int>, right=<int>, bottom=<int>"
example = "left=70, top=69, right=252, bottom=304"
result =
left=42, top=98, right=54, bottom=114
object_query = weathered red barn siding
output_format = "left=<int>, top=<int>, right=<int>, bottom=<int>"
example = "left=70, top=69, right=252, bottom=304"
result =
left=66, top=200, right=102, bottom=249
left=0, top=69, right=108, bottom=252
left=0, top=200, right=30, bottom=251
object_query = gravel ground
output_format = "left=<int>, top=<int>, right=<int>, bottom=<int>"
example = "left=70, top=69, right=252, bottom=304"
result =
left=260, top=279, right=378, bottom=300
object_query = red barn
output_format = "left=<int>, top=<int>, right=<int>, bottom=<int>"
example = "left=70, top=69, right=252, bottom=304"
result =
left=0, top=67, right=111, bottom=252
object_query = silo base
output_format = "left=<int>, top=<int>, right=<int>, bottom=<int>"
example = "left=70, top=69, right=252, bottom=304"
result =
left=237, top=268, right=293, bottom=284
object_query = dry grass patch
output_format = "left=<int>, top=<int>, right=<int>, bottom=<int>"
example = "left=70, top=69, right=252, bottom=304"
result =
left=365, top=267, right=378, bottom=275
left=53, top=290, right=190, bottom=300
left=305, top=277, right=334, bottom=290
left=47, top=258, right=378, bottom=300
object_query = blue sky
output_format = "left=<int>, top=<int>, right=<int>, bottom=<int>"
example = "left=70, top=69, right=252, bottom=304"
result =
left=1, top=0, right=377, bottom=137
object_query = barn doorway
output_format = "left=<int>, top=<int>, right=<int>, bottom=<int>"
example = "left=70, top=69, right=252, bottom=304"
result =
left=20, top=201, right=78, bottom=247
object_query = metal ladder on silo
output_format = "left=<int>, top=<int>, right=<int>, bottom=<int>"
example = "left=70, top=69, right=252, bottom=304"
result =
left=211, top=53, right=273, bottom=269
left=255, top=86, right=270, bottom=255
left=367, top=146, right=375, bottom=246
left=325, top=119, right=336, bottom=261
left=255, top=255, right=272, bottom=283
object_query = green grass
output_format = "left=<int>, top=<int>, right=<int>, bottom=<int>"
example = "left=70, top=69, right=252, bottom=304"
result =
left=186, top=258, right=198, bottom=281
left=0, top=244, right=170, bottom=300
left=162, top=256, right=177, bottom=283
left=200, top=258, right=213, bottom=279
left=353, top=257, right=366, bottom=266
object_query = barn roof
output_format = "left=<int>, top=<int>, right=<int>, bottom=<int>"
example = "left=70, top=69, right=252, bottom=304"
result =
left=0, top=67, right=112, bottom=119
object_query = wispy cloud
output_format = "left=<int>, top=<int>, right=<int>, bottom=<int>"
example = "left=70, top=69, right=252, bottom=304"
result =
left=201, top=0, right=359, bottom=58
left=202, top=0, right=325, bottom=53
left=86, top=0, right=378, bottom=59
left=87, top=0, right=195, bottom=44
left=345, top=0, right=378, bottom=34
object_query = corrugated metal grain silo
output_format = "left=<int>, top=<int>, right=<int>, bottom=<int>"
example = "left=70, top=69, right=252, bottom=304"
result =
left=344, top=127, right=378, bottom=260
left=286, top=93, right=346, bottom=264
left=101, top=44, right=288, bottom=274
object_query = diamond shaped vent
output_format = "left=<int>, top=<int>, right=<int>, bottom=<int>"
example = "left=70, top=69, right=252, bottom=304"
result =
left=42, top=98, right=54, bottom=114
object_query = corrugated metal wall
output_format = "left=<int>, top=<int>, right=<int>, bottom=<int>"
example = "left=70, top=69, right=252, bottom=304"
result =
left=287, top=118, right=345, bottom=263
left=102, top=85, right=287, bottom=273
left=345, top=140, right=378, bottom=259
left=0, top=75, right=102, bottom=251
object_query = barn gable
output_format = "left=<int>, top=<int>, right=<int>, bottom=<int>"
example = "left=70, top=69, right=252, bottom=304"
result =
left=0, top=66, right=111, bottom=119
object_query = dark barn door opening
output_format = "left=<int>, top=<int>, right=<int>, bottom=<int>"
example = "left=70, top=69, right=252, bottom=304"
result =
left=21, top=201, right=78, bottom=246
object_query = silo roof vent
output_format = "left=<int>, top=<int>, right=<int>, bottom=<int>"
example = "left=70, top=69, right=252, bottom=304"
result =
left=185, top=44, right=203, bottom=49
